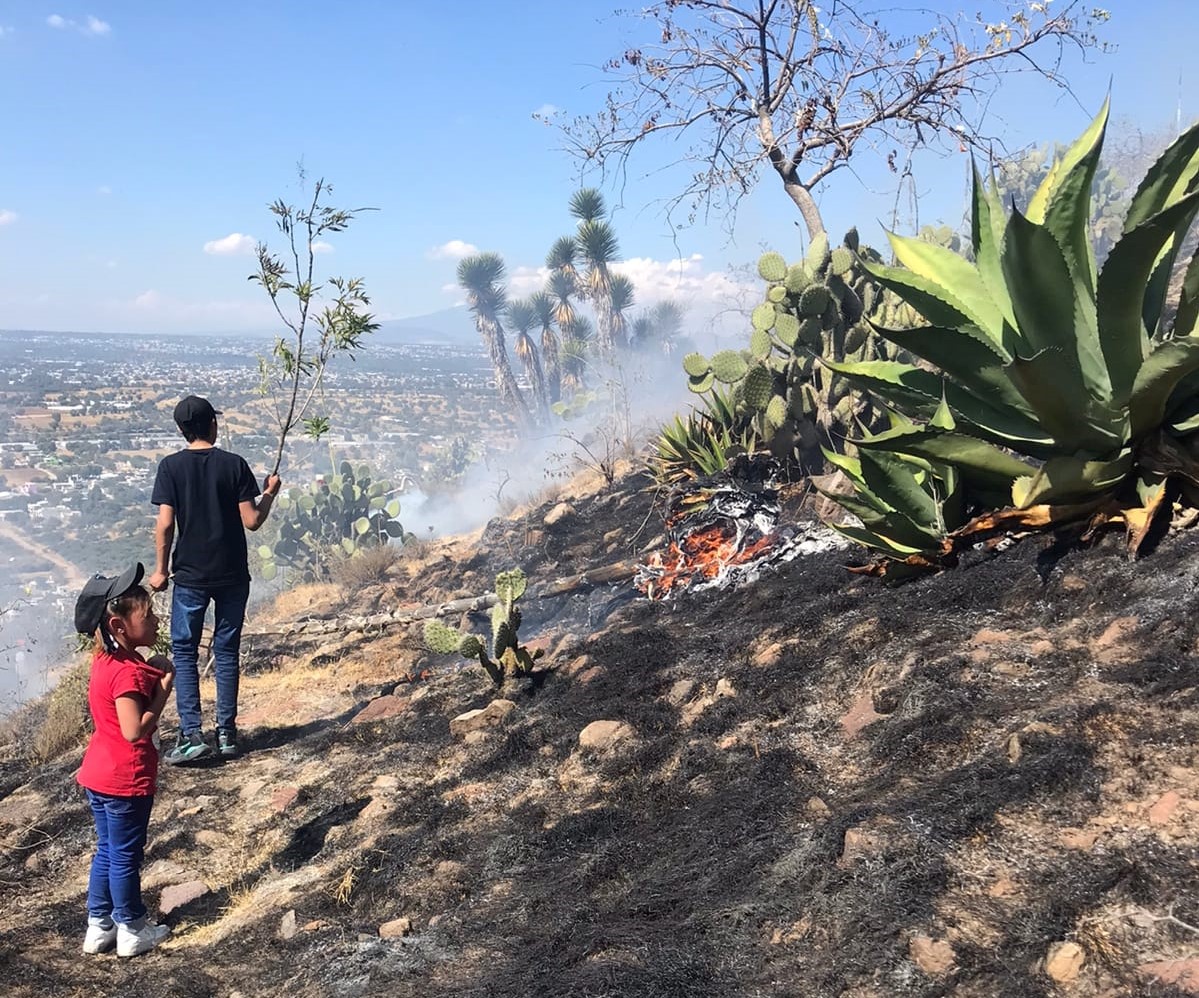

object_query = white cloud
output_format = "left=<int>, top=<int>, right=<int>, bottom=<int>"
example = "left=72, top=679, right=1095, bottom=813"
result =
left=0, top=25, right=13, bottom=37
left=613, top=254, right=753, bottom=306
left=427, top=239, right=479, bottom=261
left=47, top=13, right=111, bottom=35
left=0, top=209, right=17, bottom=226
left=506, top=264, right=550, bottom=297
left=203, top=232, right=256, bottom=256
left=97, top=185, right=112, bottom=196
left=310, top=240, right=333, bottom=254
left=134, top=290, right=162, bottom=309
left=532, top=103, right=561, bottom=120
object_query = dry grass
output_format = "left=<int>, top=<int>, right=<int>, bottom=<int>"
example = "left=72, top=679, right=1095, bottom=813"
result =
left=264, top=582, right=341, bottom=620
left=31, top=660, right=91, bottom=762
left=328, top=544, right=401, bottom=592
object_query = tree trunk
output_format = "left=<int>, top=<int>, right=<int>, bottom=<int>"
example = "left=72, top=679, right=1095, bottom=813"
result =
left=541, top=327, right=562, bottom=404
left=478, top=315, right=533, bottom=429
left=784, top=180, right=826, bottom=241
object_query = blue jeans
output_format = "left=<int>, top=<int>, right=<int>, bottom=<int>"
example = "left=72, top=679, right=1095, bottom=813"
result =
left=86, top=790, right=153, bottom=924
left=171, top=581, right=250, bottom=734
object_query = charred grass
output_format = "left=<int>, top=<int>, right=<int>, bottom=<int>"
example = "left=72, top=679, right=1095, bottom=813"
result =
left=1, top=472, right=1198, bottom=996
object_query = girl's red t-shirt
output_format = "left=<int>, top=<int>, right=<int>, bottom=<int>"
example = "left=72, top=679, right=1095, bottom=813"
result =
left=76, top=647, right=164, bottom=797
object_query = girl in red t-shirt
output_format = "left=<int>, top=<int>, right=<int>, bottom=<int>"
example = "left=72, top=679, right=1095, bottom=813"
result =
left=74, top=567, right=175, bottom=958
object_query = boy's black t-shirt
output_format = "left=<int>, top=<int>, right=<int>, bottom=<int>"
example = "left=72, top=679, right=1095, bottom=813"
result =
left=151, top=447, right=260, bottom=587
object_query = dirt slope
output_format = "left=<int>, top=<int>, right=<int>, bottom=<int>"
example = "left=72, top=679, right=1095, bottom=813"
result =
left=1, top=469, right=1197, bottom=998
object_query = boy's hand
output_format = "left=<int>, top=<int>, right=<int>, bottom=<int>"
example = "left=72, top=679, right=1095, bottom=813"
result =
left=263, top=473, right=281, bottom=497
left=148, top=571, right=169, bottom=592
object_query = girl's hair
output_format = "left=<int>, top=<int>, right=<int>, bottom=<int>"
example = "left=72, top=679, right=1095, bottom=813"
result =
left=93, top=585, right=152, bottom=654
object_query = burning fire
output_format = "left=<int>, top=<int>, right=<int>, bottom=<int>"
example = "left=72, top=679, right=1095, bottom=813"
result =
left=638, top=524, right=779, bottom=598
left=634, top=462, right=849, bottom=599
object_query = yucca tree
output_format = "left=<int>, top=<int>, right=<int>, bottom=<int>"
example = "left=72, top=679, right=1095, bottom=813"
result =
left=546, top=236, right=581, bottom=282
left=560, top=315, right=594, bottom=394
left=529, top=291, right=562, bottom=404
left=821, top=99, right=1199, bottom=572
left=570, top=189, right=623, bottom=354
left=456, top=253, right=533, bottom=430
left=545, top=269, right=579, bottom=331
left=608, top=274, right=636, bottom=349
left=634, top=300, right=686, bottom=354
left=505, top=297, right=550, bottom=423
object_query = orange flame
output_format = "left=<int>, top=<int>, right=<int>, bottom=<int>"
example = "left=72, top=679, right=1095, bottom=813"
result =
left=638, top=522, right=778, bottom=599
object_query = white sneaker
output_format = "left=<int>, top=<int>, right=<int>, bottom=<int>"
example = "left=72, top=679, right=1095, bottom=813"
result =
left=116, top=918, right=171, bottom=957
left=83, top=916, right=117, bottom=954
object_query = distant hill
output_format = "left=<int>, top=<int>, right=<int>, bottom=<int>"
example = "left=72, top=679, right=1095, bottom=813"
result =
left=376, top=307, right=478, bottom=347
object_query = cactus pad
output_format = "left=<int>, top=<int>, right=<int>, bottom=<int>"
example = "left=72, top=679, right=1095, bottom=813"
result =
left=751, top=303, right=776, bottom=332
left=774, top=312, right=800, bottom=348
left=757, top=251, right=787, bottom=282
left=749, top=328, right=772, bottom=359
left=764, top=394, right=788, bottom=432
left=495, top=567, right=527, bottom=604
left=798, top=284, right=830, bottom=317
left=805, top=232, right=830, bottom=274
left=829, top=247, right=855, bottom=277
left=784, top=265, right=811, bottom=294
left=710, top=350, right=748, bottom=384
left=682, top=352, right=710, bottom=378
left=743, top=363, right=775, bottom=410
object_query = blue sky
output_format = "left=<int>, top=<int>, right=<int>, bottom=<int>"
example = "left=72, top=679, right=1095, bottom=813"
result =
left=0, top=1, right=1196, bottom=335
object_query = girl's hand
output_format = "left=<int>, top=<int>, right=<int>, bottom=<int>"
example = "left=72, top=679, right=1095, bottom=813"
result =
left=159, top=672, right=174, bottom=697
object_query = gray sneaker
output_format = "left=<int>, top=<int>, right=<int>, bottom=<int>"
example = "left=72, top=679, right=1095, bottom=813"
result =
left=217, top=726, right=239, bottom=758
left=165, top=731, right=211, bottom=766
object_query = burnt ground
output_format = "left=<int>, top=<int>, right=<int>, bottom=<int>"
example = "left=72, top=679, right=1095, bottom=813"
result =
left=1, top=468, right=1198, bottom=998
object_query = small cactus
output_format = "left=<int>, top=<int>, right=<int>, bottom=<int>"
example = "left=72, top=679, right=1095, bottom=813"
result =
left=423, top=567, right=541, bottom=687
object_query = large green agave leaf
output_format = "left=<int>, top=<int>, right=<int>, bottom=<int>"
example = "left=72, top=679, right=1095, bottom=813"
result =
left=868, top=321, right=1033, bottom=416
left=1127, top=337, right=1199, bottom=440
left=855, top=423, right=1037, bottom=494
left=1003, top=208, right=1110, bottom=400
left=885, top=231, right=1004, bottom=341
left=1123, top=118, right=1199, bottom=233
left=1175, top=248, right=1199, bottom=340
left=1042, top=98, right=1109, bottom=296
left=970, top=163, right=1016, bottom=336
left=825, top=357, right=1056, bottom=455
left=1099, top=189, right=1199, bottom=399
left=1010, top=452, right=1131, bottom=508
left=858, top=258, right=988, bottom=341
left=857, top=450, right=940, bottom=534
left=829, top=523, right=931, bottom=557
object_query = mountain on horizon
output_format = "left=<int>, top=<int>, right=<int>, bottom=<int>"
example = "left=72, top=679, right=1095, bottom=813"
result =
left=377, top=307, right=478, bottom=347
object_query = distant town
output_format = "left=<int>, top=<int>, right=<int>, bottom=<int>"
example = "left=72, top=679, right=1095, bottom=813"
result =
left=0, top=328, right=513, bottom=705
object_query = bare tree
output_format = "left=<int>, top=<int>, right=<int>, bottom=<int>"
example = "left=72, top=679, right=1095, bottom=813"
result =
left=563, top=1, right=1110, bottom=239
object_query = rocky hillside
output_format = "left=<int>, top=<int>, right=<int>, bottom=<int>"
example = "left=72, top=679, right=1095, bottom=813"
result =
left=1, top=467, right=1197, bottom=998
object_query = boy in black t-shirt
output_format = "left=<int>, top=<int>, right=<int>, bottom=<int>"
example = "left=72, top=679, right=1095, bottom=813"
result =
left=149, top=396, right=281, bottom=764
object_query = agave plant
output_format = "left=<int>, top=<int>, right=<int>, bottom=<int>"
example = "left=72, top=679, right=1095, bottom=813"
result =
left=655, top=386, right=758, bottom=483
left=823, top=99, right=1199, bottom=572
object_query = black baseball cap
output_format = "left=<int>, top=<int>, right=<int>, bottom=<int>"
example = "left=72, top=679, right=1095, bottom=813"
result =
left=173, top=395, right=222, bottom=431
left=74, top=563, right=146, bottom=635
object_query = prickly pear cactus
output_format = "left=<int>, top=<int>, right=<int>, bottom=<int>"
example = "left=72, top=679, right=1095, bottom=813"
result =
left=423, top=567, right=542, bottom=687
left=258, top=460, right=409, bottom=583
left=671, top=233, right=918, bottom=477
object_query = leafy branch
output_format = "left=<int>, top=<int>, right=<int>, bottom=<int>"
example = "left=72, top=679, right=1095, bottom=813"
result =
left=249, top=169, right=380, bottom=475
